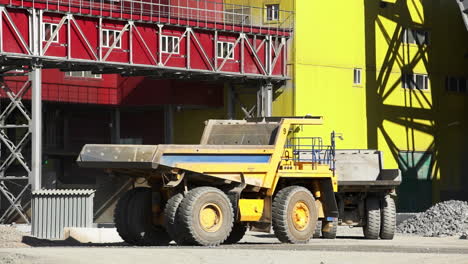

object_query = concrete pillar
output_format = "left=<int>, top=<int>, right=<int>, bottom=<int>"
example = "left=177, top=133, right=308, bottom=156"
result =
left=30, top=67, right=42, bottom=191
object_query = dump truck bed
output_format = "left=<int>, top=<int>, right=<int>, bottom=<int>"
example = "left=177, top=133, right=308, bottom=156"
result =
left=334, top=149, right=401, bottom=191
left=299, top=149, right=401, bottom=191
left=78, top=144, right=275, bottom=169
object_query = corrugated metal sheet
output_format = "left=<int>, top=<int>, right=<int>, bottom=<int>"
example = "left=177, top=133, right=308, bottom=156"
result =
left=31, top=189, right=95, bottom=240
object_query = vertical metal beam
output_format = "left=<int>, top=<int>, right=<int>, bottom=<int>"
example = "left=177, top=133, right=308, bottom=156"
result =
left=129, top=21, right=133, bottom=64
left=164, top=105, right=174, bottom=144
left=264, top=82, right=273, bottom=117
left=99, top=17, right=102, bottom=61
left=30, top=67, right=42, bottom=191
left=67, top=14, right=71, bottom=60
left=0, top=7, right=4, bottom=53
left=186, top=28, right=191, bottom=69
left=257, top=82, right=273, bottom=118
left=226, top=83, right=235, bottom=120
left=214, top=30, right=218, bottom=71
left=158, top=24, right=163, bottom=66
left=111, top=108, right=121, bottom=144
left=240, top=34, right=245, bottom=74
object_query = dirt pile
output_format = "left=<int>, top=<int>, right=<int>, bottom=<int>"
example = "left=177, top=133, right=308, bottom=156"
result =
left=397, top=200, right=468, bottom=237
left=0, top=225, right=28, bottom=248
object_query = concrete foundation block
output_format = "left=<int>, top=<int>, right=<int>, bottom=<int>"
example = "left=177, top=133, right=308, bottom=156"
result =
left=63, top=227, right=123, bottom=243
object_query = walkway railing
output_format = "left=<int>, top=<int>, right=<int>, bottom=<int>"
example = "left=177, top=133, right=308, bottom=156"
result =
left=1, top=0, right=294, bottom=36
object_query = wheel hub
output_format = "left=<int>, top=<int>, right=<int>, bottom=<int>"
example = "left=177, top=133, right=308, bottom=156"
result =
left=199, top=203, right=223, bottom=232
left=292, top=201, right=310, bottom=231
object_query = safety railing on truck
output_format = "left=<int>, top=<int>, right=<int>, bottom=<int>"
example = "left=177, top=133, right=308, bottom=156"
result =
left=1, top=0, right=294, bottom=36
left=283, top=132, right=340, bottom=172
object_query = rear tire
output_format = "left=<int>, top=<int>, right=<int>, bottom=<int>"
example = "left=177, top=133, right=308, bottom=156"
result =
left=321, top=218, right=338, bottom=239
left=177, top=187, right=234, bottom=246
left=115, top=187, right=171, bottom=246
left=224, top=222, right=248, bottom=244
left=380, top=195, right=396, bottom=240
left=114, top=188, right=138, bottom=244
left=163, top=192, right=186, bottom=245
left=272, top=186, right=318, bottom=244
left=363, top=196, right=381, bottom=240
left=313, top=221, right=322, bottom=238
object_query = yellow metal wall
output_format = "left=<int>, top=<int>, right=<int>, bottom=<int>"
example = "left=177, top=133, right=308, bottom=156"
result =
left=175, top=0, right=468, bottom=209
left=291, top=0, right=468, bottom=208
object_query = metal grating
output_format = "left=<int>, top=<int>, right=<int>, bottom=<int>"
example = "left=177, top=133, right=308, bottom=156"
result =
left=31, top=189, right=95, bottom=240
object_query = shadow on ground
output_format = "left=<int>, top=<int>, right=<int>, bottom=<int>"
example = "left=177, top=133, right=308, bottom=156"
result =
left=21, top=236, right=128, bottom=247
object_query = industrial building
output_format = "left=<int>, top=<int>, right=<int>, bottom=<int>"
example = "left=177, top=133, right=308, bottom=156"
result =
left=0, top=0, right=291, bottom=224
left=228, top=0, right=468, bottom=212
left=0, top=0, right=467, bottom=226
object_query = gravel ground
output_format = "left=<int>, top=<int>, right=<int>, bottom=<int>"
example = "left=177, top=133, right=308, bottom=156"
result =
left=397, top=200, right=468, bottom=237
left=0, top=233, right=467, bottom=264
left=0, top=226, right=29, bottom=248
left=0, top=225, right=467, bottom=264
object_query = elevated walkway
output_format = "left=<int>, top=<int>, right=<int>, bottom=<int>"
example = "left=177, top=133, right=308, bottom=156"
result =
left=0, top=0, right=293, bottom=80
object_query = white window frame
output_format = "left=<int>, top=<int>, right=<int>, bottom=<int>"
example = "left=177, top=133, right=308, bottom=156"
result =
left=353, top=68, right=362, bottom=85
left=65, top=71, right=102, bottom=79
left=102, top=29, right=122, bottom=49
left=217, top=41, right=235, bottom=60
left=42, top=23, right=59, bottom=43
left=266, top=4, right=280, bottom=21
left=402, top=73, right=429, bottom=90
left=402, top=28, right=430, bottom=45
left=161, top=35, right=180, bottom=54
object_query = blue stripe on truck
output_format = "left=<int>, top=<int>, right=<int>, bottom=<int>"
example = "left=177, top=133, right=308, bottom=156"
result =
left=160, top=154, right=271, bottom=167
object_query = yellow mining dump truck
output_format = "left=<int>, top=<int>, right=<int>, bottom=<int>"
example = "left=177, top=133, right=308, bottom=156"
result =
left=77, top=117, right=401, bottom=246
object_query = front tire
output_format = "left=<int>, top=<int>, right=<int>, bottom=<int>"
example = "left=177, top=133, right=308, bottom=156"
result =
left=177, top=187, right=234, bottom=246
left=272, top=186, right=318, bottom=244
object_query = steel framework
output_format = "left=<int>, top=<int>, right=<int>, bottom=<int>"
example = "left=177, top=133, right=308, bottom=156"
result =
left=0, top=0, right=293, bottom=223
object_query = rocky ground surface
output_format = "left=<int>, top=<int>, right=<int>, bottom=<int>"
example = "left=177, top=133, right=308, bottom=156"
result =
left=0, top=230, right=467, bottom=264
left=397, top=200, right=468, bottom=238
left=0, top=204, right=467, bottom=264
left=0, top=225, right=29, bottom=248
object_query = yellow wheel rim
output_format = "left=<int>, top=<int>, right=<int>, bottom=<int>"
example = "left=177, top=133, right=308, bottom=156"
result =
left=199, top=203, right=223, bottom=232
left=292, top=201, right=310, bottom=231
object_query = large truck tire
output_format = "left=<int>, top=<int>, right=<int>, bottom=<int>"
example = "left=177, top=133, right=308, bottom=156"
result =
left=272, top=186, right=318, bottom=244
left=114, top=187, right=171, bottom=246
left=380, top=195, right=396, bottom=240
left=363, top=196, right=381, bottom=239
left=163, top=192, right=186, bottom=245
left=114, top=188, right=138, bottom=244
left=321, top=218, right=338, bottom=239
left=313, top=221, right=322, bottom=238
left=224, top=222, right=248, bottom=244
left=177, top=187, right=234, bottom=246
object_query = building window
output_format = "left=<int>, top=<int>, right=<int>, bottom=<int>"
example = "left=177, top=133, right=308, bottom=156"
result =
left=217, top=41, right=235, bottom=59
left=43, top=23, right=59, bottom=43
left=402, top=28, right=430, bottom=45
left=266, top=4, right=280, bottom=21
left=65, top=71, right=102, bottom=79
left=353, top=68, right=362, bottom=85
left=102, top=29, right=122, bottom=48
left=402, top=73, right=429, bottom=90
left=161, top=35, right=180, bottom=54
left=446, top=77, right=468, bottom=93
